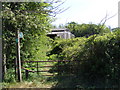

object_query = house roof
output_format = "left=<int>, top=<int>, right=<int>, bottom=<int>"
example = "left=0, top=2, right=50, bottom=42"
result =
left=47, top=28, right=75, bottom=39
left=51, top=28, right=70, bottom=32
left=47, top=28, right=71, bottom=35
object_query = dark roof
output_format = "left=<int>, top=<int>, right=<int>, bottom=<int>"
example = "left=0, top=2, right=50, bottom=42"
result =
left=52, top=28, right=70, bottom=32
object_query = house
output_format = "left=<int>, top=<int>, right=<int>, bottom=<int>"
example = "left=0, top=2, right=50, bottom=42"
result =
left=47, top=28, right=75, bottom=39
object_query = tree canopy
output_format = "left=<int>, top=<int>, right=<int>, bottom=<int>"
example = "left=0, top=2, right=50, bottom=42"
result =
left=2, top=1, right=61, bottom=73
left=65, top=22, right=111, bottom=37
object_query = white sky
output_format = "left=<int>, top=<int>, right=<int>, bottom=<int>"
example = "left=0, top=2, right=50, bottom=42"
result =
left=52, top=0, right=120, bottom=28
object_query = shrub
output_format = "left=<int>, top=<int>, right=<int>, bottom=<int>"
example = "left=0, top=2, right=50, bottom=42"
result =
left=49, top=30, right=120, bottom=87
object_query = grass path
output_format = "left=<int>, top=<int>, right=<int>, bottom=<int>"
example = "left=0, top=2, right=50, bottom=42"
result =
left=3, top=79, right=57, bottom=88
left=2, top=62, right=58, bottom=88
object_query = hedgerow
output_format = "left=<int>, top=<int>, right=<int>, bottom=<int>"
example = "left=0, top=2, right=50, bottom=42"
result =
left=49, top=28, right=120, bottom=87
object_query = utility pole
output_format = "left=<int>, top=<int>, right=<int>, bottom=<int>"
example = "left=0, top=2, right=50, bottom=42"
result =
left=16, top=29, right=22, bottom=82
left=0, top=1, right=2, bottom=84
left=118, top=1, right=120, bottom=27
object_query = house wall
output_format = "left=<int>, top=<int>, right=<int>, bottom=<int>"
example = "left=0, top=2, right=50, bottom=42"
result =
left=47, top=28, right=75, bottom=39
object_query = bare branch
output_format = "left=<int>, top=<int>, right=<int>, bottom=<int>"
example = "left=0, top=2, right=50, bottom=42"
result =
left=99, top=13, right=117, bottom=25
left=99, top=13, right=108, bottom=25
left=98, top=13, right=117, bottom=31
left=48, top=0, right=69, bottom=17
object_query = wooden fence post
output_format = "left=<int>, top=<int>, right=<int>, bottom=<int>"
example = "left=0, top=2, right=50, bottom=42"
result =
left=25, top=70, right=29, bottom=79
left=58, top=60, right=60, bottom=75
left=15, top=58, right=17, bottom=79
left=16, top=29, right=22, bottom=82
left=0, top=2, right=2, bottom=84
left=37, top=62, right=39, bottom=74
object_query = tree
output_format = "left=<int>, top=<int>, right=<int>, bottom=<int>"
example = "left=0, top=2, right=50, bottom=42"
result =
left=2, top=1, right=64, bottom=81
left=65, top=22, right=110, bottom=37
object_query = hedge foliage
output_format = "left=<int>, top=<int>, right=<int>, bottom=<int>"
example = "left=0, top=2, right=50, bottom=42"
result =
left=49, top=28, right=120, bottom=87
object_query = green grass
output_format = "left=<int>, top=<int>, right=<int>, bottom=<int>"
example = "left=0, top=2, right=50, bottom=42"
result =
left=2, top=73, right=57, bottom=88
left=2, top=65, right=57, bottom=88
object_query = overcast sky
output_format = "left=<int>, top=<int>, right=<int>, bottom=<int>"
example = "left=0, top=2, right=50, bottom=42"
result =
left=52, top=0, right=120, bottom=28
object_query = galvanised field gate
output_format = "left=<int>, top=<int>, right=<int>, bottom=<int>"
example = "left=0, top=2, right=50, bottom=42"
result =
left=21, top=60, right=82, bottom=79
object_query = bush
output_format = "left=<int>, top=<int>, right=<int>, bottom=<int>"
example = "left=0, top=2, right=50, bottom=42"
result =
left=49, top=30, right=120, bottom=88
left=3, top=68, right=16, bottom=83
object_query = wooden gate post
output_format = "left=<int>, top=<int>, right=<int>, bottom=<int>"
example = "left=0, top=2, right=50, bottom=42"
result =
left=25, top=70, right=29, bottom=79
left=58, top=60, right=60, bottom=75
left=14, top=58, right=17, bottom=79
left=16, top=29, right=22, bottom=82
left=0, top=2, right=2, bottom=83
left=37, top=62, right=39, bottom=74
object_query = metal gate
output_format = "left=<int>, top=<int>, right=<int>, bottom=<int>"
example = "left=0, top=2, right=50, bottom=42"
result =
left=21, top=60, right=79, bottom=79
